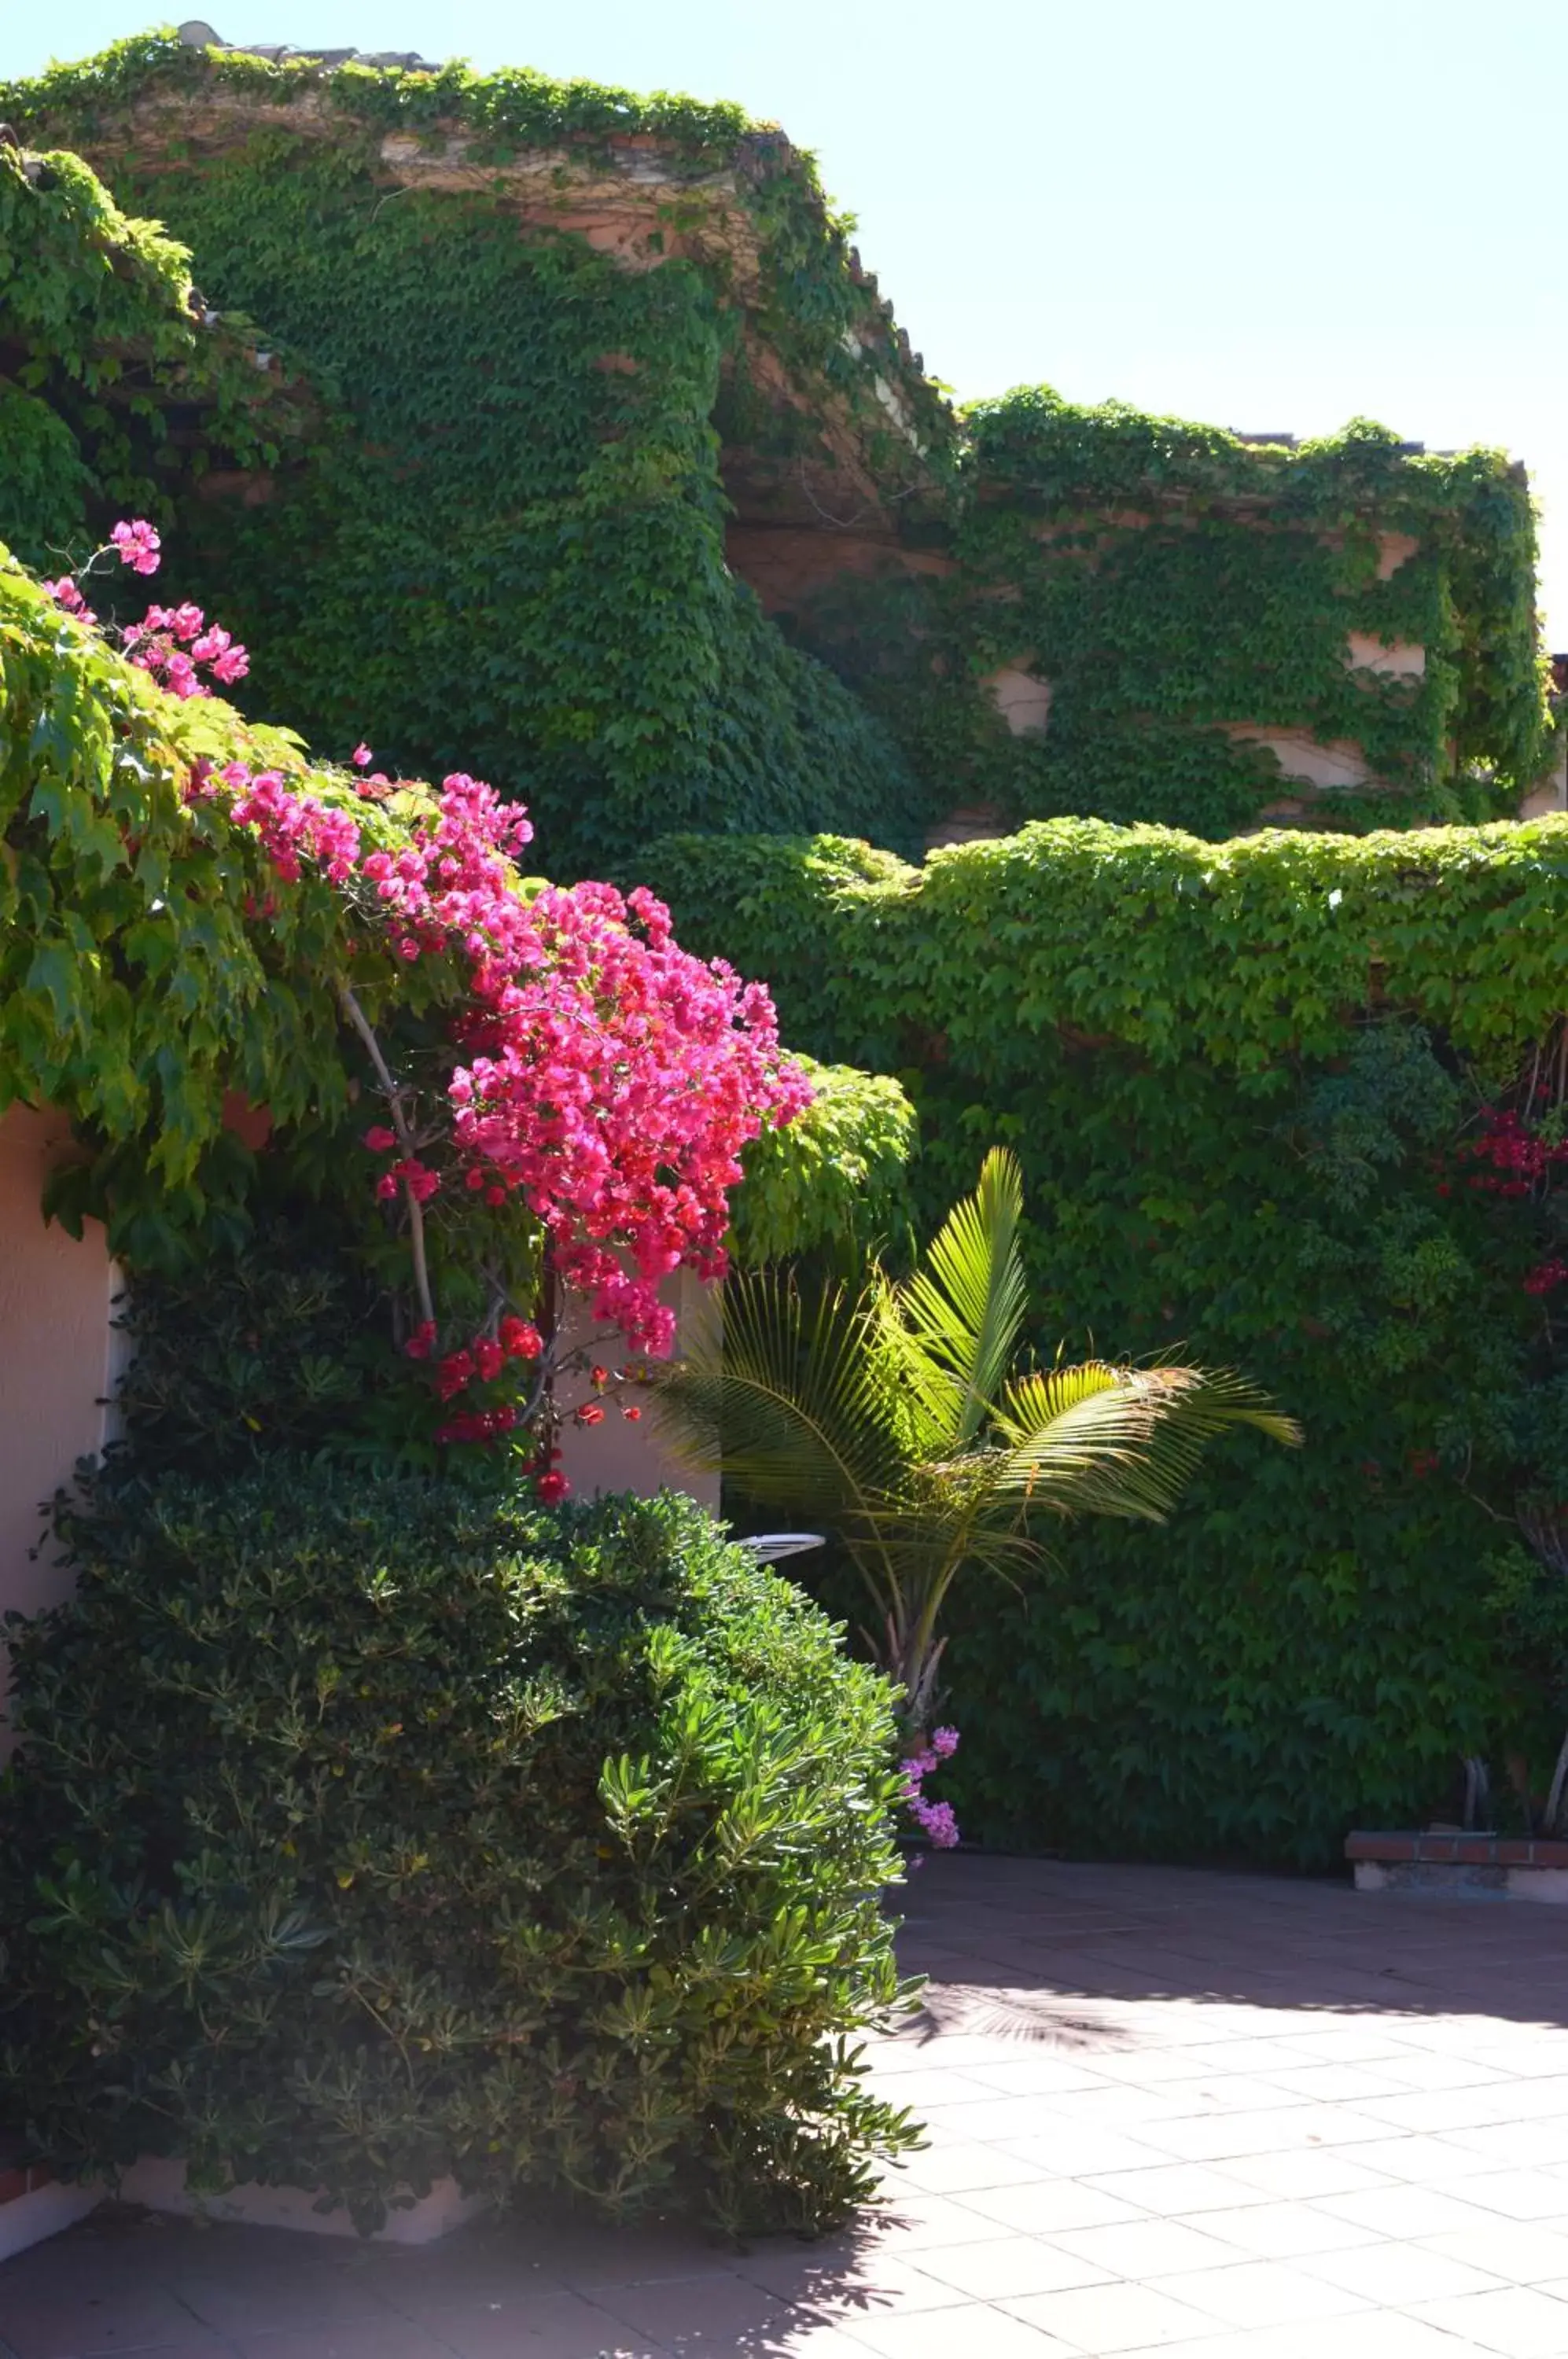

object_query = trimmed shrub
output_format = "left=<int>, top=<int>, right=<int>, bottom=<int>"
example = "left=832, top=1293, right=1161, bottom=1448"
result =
left=0, top=1474, right=917, bottom=2233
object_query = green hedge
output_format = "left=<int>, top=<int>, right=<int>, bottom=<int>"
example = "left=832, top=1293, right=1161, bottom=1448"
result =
left=640, top=818, right=1568, bottom=1866
left=0, top=1474, right=916, bottom=2233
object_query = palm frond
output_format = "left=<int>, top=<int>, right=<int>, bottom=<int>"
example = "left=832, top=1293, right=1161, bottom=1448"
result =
left=648, top=1268, right=896, bottom=1521
left=992, top=1362, right=1301, bottom=1522
left=896, top=1146, right=1029, bottom=1448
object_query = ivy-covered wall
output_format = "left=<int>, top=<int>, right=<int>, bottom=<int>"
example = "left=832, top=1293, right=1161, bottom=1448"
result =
left=782, top=396, right=1549, bottom=839
left=640, top=820, right=1568, bottom=1866
left=2, top=32, right=1549, bottom=859
left=0, top=37, right=945, bottom=870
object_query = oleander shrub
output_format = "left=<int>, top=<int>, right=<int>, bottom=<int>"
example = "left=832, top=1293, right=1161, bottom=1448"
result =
left=0, top=1472, right=918, bottom=2234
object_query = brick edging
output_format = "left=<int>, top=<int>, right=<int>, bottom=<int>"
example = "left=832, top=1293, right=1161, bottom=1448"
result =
left=1346, top=1830, right=1568, bottom=1868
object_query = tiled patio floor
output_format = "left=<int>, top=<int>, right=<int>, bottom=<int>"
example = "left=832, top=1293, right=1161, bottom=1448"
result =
left=6, top=1854, right=1568, bottom=2357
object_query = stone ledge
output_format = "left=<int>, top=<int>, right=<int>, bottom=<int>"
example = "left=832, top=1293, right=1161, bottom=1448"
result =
left=116, top=2156, right=488, bottom=2243
left=1346, top=1831, right=1568, bottom=1867
left=0, top=2174, right=99, bottom=2264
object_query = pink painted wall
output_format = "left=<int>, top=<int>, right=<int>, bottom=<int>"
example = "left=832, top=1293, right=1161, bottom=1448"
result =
left=0, top=1105, right=120, bottom=1736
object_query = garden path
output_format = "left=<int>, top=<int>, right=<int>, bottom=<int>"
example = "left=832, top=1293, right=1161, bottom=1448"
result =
left=6, top=1855, right=1568, bottom=2357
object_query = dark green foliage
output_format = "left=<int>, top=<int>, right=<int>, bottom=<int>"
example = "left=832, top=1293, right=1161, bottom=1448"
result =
left=104, top=1200, right=442, bottom=1480
left=0, top=1473, right=917, bottom=2233
left=639, top=819, right=1568, bottom=1865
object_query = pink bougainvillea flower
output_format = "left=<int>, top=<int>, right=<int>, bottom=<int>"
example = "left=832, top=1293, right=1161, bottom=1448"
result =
left=111, top=518, right=162, bottom=575
left=42, top=576, right=86, bottom=613
left=67, top=549, right=811, bottom=1448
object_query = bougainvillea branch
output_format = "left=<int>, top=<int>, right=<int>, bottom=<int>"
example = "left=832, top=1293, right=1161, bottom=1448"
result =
left=42, top=520, right=812, bottom=1466
left=334, top=979, right=435, bottom=1332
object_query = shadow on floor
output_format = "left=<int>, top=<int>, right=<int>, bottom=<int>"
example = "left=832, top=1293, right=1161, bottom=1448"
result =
left=896, top=1851, right=1568, bottom=2034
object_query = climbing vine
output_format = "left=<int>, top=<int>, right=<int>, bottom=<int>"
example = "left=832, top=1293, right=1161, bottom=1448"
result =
left=2, top=42, right=1551, bottom=854
left=787, top=399, right=1549, bottom=840
left=641, top=817, right=1568, bottom=1863
left=0, top=532, right=922, bottom=1478
left=0, top=35, right=948, bottom=868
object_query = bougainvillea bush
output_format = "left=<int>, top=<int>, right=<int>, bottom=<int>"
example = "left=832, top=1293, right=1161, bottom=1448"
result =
left=0, top=519, right=838, bottom=1475
left=0, top=1473, right=919, bottom=2232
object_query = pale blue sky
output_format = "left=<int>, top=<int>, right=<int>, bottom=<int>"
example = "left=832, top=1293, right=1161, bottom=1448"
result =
left=11, top=3, right=1568, bottom=642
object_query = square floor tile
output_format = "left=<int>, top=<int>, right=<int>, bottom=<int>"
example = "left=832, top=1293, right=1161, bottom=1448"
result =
left=175, top=2263, right=401, bottom=2336
left=883, top=2143, right=1040, bottom=2195
left=1080, top=2166, right=1266, bottom=2218
left=957, top=2182, right=1145, bottom=2236
left=589, top=2269, right=841, bottom=2351
left=1089, top=2335, right=1314, bottom=2359
left=731, top=2248, right=960, bottom=2317
left=1141, top=2260, right=1367, bottom=2328
left=1299, top=2236, right=1505, bottom=2304
left=0, top=2282, right=223, bottom=2358
left=904, top=2238, right=1111, bottom=2300
left=1311, top=2181, right=1501, bottom=2239
left=418, top=2291, right=670, bottom=2357
left=1001, top=2280, right=1222, bottom=2351
left=228, top=2325, right=464, bottom=2359
left=1417, top=2224, right=1568, bottom=2286
left=1209, top=2150, right=1391, bottom=2203
left=859, top=2194, right=1016, bottom=2250
left=1408, top=2284, right=1568, bottom=2357
left=1184, top=2202, right=1379, bottom=2261
left=1047, top=2220, right=1245, bottom=2282
left=1443, top=2171, right=1568, bottom=2222
left=841, top=2307, right=1078, bottom=2357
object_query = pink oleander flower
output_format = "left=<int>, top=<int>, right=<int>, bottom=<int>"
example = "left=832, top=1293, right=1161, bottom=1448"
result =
left=42, top=576, right=86, bottom=613
left=911, top=1797, right=960, bottom=1849
left=352, top=742, right=374, bottom=767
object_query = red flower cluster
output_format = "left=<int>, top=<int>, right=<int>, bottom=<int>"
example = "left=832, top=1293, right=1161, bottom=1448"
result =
left=1459, top=1108, right=1568, bottom=1199
left=436, top=1400, right=520, bottom=1447
left=1523, top=1260, right=1568, bottom=1297
left=431, top=1317, right=543, bottom=1404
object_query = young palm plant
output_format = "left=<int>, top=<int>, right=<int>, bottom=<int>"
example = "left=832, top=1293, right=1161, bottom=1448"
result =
left=653, top=1148, right=1301, bottom=1732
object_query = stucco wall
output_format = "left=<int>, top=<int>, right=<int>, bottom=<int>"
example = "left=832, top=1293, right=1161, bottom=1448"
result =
left=0, top=1105, right=120, bottom=1735
left=554, top=1269, right=720, bottom=1514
